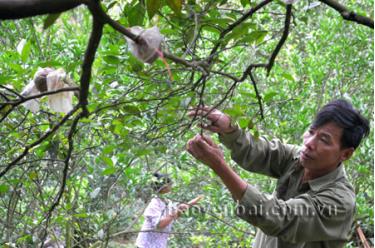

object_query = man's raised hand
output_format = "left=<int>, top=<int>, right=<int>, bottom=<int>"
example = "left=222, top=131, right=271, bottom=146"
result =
left=187, top=106, right=236, bottom=134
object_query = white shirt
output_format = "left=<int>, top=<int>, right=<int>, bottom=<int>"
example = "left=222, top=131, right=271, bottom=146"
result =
left=136, top=197, right=176, bottom=248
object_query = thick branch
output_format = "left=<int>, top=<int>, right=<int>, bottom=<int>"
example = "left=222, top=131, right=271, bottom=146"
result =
left=319, top=0, right=374, bottom=29
left=0, top=0, right=84, bottom=20
left=79, top=3, right=103, bottom=116
left=86, top=0, right=142, bottom=43
left=266, top=4, right=292, bottom=75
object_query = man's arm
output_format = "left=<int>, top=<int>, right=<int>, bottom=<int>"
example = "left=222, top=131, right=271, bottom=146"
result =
left=219, top=127, right=299, bottom=178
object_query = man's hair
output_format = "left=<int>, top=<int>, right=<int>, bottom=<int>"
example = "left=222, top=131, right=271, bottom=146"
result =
left=151, top=172, right=172, bottom=192
left=311, top=99, right=370, bottom=149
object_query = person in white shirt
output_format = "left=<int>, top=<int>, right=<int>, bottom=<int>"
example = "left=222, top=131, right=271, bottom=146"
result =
left=136, top=173, right=202, bottom=248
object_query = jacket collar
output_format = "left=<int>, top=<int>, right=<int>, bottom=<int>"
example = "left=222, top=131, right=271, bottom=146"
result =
left=307, top=163, right=347, bottom=191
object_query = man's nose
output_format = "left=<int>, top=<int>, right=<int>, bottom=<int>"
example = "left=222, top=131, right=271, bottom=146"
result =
left=304, top=135, right=317, bottom=150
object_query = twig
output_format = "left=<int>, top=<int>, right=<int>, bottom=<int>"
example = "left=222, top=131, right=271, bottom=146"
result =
left=249, top=68, right=264, bottom=119
left=208, top=0, right=273, bottom=61
left=0, top=85, right=24, bottom=98
left=0, top=87, right=79, bottom=106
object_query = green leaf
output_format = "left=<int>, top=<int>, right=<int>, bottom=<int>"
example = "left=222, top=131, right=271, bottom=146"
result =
left=21, top=41, right=31, bottom=62
left=0, top=184, right=9, bottom=193
left=240, top=0, right=249, bottom=7
left=128, top=55, right=144, bottom=72
left=252, top=129, right=260, bottom=140
left=103, top=55, right=120, bottom=65
left=226, top=24, right=249, bottom=42
left=0, top=104, right=12, bottom=115
left=9, top=63, right=24, bottom=73
left=223, top=107, right=244, bottom=118
left=128, top=2, right=145, bottom=26
left=102, top=166, right=116, bottom=176
left=238, top=117, right=248, bottom=129
left=146, top=0, right=162, bottom=19
left=241, top=31, right=267, bottom=44
left=247, top=119, right=255, bottom=130
left=28, top=171, right=38, bottom=180
left=219, top=0, right=228, bottom=5
left=102, top=145, right=115, bottom=154
left=43, top=13, right=61, bottom=30
left=263, top=91, right=277, bottom=102
left=16, top=39, right=31, bottom=62
left=123, top=105, right=141, bottom=116
left=183, top=26, right=195, bottom=44
left=166, top=0, right=182, bottom=15
left=203, top=17, right=232, bottom=28
left=281, top=72, right=295, bottom=81
left=74, top=213, right=89, bottom=218
left=101, top=156, right=114, bottom=167
left=202, top=25, right=221, bottom=35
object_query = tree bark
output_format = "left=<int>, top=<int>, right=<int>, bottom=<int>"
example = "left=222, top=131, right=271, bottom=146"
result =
left=0, top=0, right=84, bottom=20
left=319, top=0, right=374, bottom=29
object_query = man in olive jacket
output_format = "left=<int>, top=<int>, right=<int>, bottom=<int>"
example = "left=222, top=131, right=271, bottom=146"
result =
left=186, top=99, right=369, bottom=248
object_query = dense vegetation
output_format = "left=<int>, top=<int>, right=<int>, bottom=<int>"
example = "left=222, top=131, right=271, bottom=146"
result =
left=0, top=0, right=373, bottom=247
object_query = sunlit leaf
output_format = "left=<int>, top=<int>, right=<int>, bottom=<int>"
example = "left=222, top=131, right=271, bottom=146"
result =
left=0, top=184, right=9, bottom=193
left=166, top=0, right=182, bottom=15
left=128, top=2, right=145, bottom=26
left=146, top=0, right=162, bottom=19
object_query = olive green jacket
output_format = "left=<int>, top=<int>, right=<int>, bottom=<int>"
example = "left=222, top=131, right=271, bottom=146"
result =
left=219, top=128, right=355, bottom=248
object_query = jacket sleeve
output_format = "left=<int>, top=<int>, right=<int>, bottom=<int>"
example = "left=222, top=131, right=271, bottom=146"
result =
left=236, top=184, right=355, bottom=243
left=219, top=127, right=299, bottom=179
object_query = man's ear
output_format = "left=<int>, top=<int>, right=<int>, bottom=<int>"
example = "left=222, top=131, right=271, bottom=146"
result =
left=341, top=147, right=354, bottom=162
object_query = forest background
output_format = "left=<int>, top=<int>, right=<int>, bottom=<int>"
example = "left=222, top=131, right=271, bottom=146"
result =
left=0, top=0, right=373, bottom=247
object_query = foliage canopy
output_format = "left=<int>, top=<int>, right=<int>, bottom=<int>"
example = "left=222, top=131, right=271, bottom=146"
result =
left=0, top=0, right=373, bottom=247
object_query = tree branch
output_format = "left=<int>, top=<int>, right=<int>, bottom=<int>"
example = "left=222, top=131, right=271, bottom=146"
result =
left=0, top=0, right=85, bottom=20
left=319, top=0, right=374, bottom=29
left=0, top=85, right=24, bottom=98
left=0, top=87, right=79, bottom=106
left=86, top=0, right=142, bottom=43
left=266, top=4, right=292, bottom=75
left=79, top=2, right=103, bottom=116
left=249, top=68, right=264, bottom=119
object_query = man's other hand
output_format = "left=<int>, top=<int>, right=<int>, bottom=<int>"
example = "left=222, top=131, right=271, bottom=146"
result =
left=186, top=134, right=225, bottom=168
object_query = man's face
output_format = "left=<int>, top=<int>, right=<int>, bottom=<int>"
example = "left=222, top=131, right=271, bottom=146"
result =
left=300, top=122, right=353, bottom=174
left=159, top=183, right=172, bottom=194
